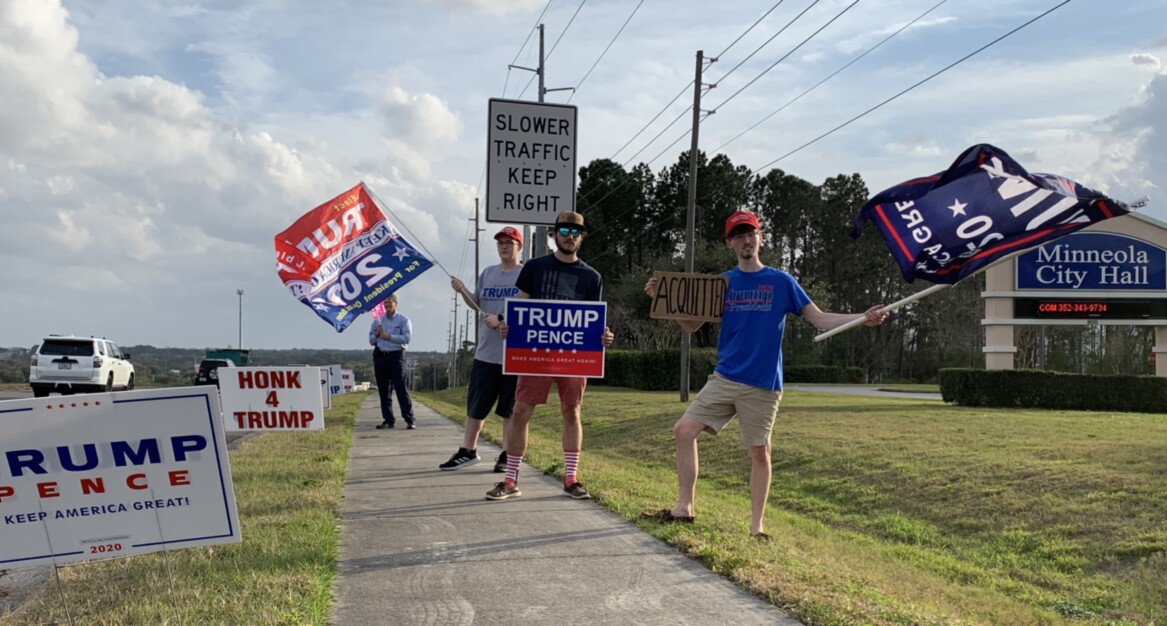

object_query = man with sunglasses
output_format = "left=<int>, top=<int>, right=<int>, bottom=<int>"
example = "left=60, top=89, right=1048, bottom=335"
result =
left=441, top=226, right=523, bottom=473
left=487, top=211, right=615, bottom=501
left=643, top=210, right=887, bottom=539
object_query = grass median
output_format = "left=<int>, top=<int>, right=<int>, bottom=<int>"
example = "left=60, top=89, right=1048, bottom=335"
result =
left=418, top=386, right=1166, bottom=626
left=3, top=392, right=365, bottom=626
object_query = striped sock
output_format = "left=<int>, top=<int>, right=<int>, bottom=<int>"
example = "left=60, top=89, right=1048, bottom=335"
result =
left=505, top=453, right=522, bottom=485
left=564, top=449, right=580, bottom=486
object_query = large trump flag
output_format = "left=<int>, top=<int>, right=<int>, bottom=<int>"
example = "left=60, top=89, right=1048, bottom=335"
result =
left=275, top=183, right=433, bottom=332
left=853, top=144, right=1132, bottom=285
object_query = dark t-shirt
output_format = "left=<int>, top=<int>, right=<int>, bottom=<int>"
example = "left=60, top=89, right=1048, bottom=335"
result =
left=516, top=254, right=603, bottom=302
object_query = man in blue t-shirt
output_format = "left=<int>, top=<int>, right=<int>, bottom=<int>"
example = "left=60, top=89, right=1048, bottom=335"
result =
left=643, top=210, right=888, bottom=540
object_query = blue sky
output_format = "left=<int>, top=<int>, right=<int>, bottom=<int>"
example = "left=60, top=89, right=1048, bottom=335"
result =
left=1, top=0, right=1165, bottom=352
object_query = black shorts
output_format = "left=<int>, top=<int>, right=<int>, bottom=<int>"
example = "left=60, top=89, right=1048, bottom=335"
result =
left=466, top=359, right=517, bottom=420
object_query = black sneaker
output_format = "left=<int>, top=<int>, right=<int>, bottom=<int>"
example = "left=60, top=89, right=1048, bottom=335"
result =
left=375, top=422, right=394, bottom=429
left=485, top=481, right=521, bottom=500
left=493, top=452, right=508, bottom=473
left=439, top=448, right=480, bottom=471
left=563, top=481, right=590, bottom=500
left=406, top=423, right=416, bottom=430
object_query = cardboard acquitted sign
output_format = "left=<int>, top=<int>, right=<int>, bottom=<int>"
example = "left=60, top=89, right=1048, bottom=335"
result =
left=503, top=299, right=606, bottom=378
left=0, top=388, right=241, bottom=569
left=649, top=271, right=727, bottom=323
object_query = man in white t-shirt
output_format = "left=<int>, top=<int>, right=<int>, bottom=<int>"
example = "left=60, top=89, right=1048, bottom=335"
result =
left=440, top=226, right=523, bottom=472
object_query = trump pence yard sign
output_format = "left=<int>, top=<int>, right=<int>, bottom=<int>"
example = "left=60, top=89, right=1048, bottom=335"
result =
left=0, top=388, right=240, bottom=569
left=503, top=299, right=606, bottom=377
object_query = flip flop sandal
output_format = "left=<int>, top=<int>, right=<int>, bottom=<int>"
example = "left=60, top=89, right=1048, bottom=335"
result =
left=750, top=532, right=773, bottom=542
left=641, top=509, right=695, bottom=524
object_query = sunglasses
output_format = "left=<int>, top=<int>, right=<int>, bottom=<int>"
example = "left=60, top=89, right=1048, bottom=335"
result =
left=556, top=227, right=583, bottom=238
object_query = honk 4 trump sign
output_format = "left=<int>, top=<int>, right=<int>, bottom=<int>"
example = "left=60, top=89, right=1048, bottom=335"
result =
left=503, top=299, right=607, bottom=378
left=0, top=388, right=240, bottom=569
left=218, top=367, right=326, bottom=432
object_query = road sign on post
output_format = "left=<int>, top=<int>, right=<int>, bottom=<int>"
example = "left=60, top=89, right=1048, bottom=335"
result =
left=486, top=98, right=577, bottom=225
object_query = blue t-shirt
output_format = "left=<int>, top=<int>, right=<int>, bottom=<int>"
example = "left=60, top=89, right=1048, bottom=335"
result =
left=715, top=266, right=812, bottom=391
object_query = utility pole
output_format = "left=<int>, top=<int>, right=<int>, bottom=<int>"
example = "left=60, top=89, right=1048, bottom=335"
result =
left=471, top=197, right=484, bottom=345
left=680, top=50, right=714, bottom=402
left=236, top=289, right=244, bottom=350
left=508, top=23, right=575, bottom=261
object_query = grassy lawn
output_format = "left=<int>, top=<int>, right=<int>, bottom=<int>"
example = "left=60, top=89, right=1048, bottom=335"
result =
left=419, top=386, right=1166, bottom=626
left=2, top=392, right=365, bottom=626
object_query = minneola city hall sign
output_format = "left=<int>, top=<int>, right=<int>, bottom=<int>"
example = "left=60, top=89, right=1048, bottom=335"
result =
left=983, top=213, right=1167, bottom=376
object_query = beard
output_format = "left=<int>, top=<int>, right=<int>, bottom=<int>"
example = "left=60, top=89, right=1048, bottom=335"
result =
left=555, top=238, right=578, bottom=255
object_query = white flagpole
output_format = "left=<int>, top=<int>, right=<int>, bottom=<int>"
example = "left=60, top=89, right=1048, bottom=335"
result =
left=814, top=284, right=947, bottom=342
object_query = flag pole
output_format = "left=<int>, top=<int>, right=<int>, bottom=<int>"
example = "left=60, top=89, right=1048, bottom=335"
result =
left=814, top=284, right=947, bottom=342
left=813, top=239, right=1085, bottom=343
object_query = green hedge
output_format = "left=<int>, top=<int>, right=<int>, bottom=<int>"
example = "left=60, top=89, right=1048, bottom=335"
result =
left=599, top=350, right=865, bottom=390
left=939, top=368, right=1167, bottom=413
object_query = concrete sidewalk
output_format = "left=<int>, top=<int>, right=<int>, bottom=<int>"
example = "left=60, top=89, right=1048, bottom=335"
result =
left=330, top=395, right=800, bottom=626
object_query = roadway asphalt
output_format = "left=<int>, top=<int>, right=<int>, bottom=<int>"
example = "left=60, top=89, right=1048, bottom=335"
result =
left=330, top=395, right=800, bottom=626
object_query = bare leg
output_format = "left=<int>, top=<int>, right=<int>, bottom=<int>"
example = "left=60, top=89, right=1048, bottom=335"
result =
left=508, top=401, right=534, bottom=458
left=462, top=418, right=486, bottom=450
left=748, top=444, right=772, bottom=535
left=561, top=401, right=582, bottom=450
left=672, top=416, right=705, bottom=517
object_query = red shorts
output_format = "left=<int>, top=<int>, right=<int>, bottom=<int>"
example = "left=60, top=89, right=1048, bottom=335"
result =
left=515, top=376, right=587, bottom=407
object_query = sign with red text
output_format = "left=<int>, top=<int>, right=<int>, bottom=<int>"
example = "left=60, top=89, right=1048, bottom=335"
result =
left=219, top=367, right=325, bottom=432
left=0, top=388, right=240, bottom=569
left=503, top=299, right=606, bottom=377
left=486, top=99, right=577, bottom=225
left=341, top=369, right=354, bottom=393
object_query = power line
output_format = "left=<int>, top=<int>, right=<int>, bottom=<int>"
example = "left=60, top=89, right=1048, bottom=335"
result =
left=586, top=0, right=1072, bottom=263
left=517, top=0, right=587, bottom=100
left=708, top=0, right=819, bottom=88
left=502, top=0, right=554, bottom=99
left=707, top=0, right=861, bottom=114
left=751, top=0, right=1072, bottom=173
left=716, top=1, right=788, bottom=59
left=609, top=81, right=692, bottom=160
left=568, top=0, right=644, bottom=103
left=712, top=0, right=949, bottom=155
left=606, top=1, right=797, bottom=163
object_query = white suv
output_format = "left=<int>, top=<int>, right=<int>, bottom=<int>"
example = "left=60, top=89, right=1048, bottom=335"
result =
left=29, top=336, right=136, bottom=397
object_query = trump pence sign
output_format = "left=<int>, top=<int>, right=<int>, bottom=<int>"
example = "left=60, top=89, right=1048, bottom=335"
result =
left=0, top=388, right=240, bottom=569
left=503, top=299, right=606, bottom=378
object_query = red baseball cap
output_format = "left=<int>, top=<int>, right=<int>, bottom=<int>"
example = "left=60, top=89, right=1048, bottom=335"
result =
left=724, top=210, right=761, bottom=237
left=494, top=226, right=522, bottom=245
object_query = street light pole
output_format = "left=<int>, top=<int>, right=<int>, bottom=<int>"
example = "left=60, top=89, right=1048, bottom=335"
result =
left=237, top=289, right=244, bottom=349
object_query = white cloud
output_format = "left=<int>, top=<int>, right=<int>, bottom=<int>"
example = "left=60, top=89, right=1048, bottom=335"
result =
left=1131, top=53, right=1161, bottom=71
left=426, top=0, right=546, bottom=17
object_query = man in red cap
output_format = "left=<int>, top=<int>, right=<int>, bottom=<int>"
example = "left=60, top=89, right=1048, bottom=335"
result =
left=442, top=226, right=524, bottom=472
left=643, top=210, right=888, bottom=539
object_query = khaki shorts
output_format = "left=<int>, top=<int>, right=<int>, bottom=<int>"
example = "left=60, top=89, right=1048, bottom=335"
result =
left=685, top=372, right=782, bottom=447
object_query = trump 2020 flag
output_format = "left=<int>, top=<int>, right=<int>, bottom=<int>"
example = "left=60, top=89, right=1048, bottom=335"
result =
left=275, top=183, right=433, bottom=332
left=853, top=144, right=1131, bottom=284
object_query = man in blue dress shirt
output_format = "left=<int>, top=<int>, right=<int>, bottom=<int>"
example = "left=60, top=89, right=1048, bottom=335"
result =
left=369, top=293, right=414, bottom=429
